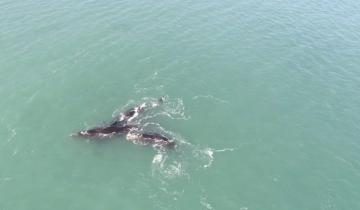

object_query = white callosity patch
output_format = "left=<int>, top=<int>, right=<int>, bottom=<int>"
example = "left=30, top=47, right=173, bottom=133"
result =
left=118, top=113, right=126, bottom=122
left=126, top=132, right=141, bottom=141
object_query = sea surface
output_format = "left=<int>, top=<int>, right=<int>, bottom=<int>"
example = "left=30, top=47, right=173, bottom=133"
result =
left=1, top=0, right=360, bottom=209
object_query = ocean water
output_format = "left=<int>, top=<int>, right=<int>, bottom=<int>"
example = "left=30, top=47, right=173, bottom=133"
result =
left=1, top=0, right=360, bottom=209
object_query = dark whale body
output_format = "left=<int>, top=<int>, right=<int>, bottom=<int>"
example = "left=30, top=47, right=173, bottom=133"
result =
left=142, top=133, right=169, bottom=142
left=126, top=132, right=175, bottom=147
left=72, top=125, right=136, bottom=138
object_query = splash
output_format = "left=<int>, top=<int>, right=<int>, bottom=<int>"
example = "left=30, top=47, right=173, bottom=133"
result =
left=151, top=150, right=189, bottom=179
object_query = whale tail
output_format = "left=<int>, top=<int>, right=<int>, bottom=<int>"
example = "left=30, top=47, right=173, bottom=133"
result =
left=150, top=96, right=166, bottom=108
left=158, top=96, right=165, bottom=104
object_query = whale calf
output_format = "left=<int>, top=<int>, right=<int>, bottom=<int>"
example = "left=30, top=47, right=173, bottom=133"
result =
left=111, top=97, right=165, bottom=126
left=126, top=132, right=175, bottom=147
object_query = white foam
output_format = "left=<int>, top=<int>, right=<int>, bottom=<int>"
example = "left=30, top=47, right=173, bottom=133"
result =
left=213, top=148, right=236, bottom=152
left=194, top=147, right=237, bottom=169
left=6, top=127, right=17, bottom=142
left=152, top=153, right=165, bottom=168
left=192, top=148, right=211, bottom=169
left=205, top=151, right=213, bottom=168
left=151, top=150, right=189, bottom=179
left=192, top=94, right=229, bottom=104
left=200, top=196, right=215, bottom=210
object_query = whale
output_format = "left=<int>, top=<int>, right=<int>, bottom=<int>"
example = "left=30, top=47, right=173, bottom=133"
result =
left=71, top=124, right=137, bottom=138
left=126, top=132, right=175, bottom=147
left=110, top=97, right=165, bottom=126
left=109, top=103, right=146, bottom=126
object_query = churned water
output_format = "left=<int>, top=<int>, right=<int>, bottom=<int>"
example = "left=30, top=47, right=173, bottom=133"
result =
left=1, top=0, right=360, bottom=209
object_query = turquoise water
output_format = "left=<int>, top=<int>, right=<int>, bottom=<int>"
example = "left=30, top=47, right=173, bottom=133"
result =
left=1, top=0, right=360, bottom=209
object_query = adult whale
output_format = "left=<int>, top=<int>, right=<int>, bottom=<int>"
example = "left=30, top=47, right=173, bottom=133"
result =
left=126, top=132, right=175, bottom=147
left=71, top=124, right=137, bottom=138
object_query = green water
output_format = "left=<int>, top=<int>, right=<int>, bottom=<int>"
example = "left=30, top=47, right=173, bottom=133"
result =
left=1, top=0, right=360, bottom=209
